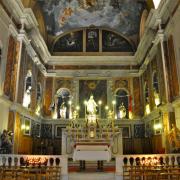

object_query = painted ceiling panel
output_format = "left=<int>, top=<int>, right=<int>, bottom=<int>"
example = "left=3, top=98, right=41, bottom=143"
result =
left=37, top=0, right=146, bottom=36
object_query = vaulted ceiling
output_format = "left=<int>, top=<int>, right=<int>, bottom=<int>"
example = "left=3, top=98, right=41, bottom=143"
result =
left=37, top=0, right=146, bottom=37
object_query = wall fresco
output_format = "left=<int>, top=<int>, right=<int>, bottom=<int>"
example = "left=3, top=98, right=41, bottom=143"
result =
left=37, top=0, right=145, bottom=36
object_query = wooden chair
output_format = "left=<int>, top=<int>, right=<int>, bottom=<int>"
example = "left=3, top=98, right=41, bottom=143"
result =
left=143, top=171, right=159, bottom=180
left=129, top=166, right=143, bottom=180
left=158, top=172, right=180, bottom=180
left=36, top=167, right=61, bottom=180
left=2, top=167, right=18, bottom=180
left=16, top=168, right=36, bottom=180
left=46, top=167, right=61, bottom=180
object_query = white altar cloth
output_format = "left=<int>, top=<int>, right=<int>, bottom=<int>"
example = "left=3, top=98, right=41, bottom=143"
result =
left=73, top=144, right=111, bottom=162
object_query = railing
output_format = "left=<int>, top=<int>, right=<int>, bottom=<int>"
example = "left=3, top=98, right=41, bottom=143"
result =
left=0, top=154, right=68, bottom=180
left=116, top=154, right=180, bottom=180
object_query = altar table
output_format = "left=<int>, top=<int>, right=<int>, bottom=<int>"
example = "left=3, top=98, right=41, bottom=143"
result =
left=73, top=143, right=111, bottom=162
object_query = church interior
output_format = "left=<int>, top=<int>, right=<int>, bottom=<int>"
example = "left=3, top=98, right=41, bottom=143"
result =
left=1, top=0, right=180, bottom=179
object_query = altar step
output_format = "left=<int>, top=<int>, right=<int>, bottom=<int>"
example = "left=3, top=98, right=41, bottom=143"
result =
left=69, top=172, right=115, bottom=180
left=68, top=160, right=115, bottom=167
left=68, top=160, right=115, bottom=172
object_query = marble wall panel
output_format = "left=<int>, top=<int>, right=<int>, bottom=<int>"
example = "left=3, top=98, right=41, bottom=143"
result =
left=133, top=77, right=142, bottom=117
left=166, top=35, right=179, bottom=102
left=3, top=35, right=15, bottom=97
left=43, top=77, right=53, bottom=116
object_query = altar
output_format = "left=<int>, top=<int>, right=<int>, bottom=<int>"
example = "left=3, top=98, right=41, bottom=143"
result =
left=62, top=123, right=123, bottom=158
left=62, top=95, right=123, bottom=170
left=73, top=142, right=111, bottom=162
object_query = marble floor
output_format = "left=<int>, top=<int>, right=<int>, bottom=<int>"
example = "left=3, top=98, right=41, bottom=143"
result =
left=69, top=172, right=115, bottom=180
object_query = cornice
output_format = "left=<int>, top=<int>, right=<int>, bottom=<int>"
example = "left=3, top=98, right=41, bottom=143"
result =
left=46, top=69, right=139, bottom=78
left=48, top=56, right=136, bottom=66
left=143, top=108, right=161, bottom=122
left=0, top=95, right=13, bottom=106
left=10, top=102, right=41, bottom=122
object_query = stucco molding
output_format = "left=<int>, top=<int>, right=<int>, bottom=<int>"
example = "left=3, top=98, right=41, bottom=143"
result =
left=48, top=56, right=136, bottom=66
left=46, top=69, right=140, bottom=78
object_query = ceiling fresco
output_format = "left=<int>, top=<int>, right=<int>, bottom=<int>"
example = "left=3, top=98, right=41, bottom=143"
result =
left=37, top=0, right=146, bottom=36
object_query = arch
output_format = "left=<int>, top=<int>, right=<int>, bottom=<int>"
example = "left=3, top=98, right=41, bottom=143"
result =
left=52, top=88, right=71, bottom=119
left=139, top=9, right=148, bottom=40
left=56, top=88, right=71, bottom=97
left=115, top=88, right=129, bottom=119
left=52, top=27, right=135, bottom=53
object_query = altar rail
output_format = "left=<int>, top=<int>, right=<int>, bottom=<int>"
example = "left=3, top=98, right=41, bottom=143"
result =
left=0, top=154, right=68, bottom=179
left=116, top=154, right=180, bottom=179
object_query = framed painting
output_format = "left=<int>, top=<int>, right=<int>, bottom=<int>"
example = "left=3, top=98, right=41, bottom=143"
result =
left=24, top=118, right=31, bottom=136
left=55, top=125, right=62, bottom=138
left=119, top=125, right=131, bottom=138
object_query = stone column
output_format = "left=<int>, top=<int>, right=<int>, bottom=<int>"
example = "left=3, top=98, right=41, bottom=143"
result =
left=73, top=79, right=79, bottom=107
left=99, top=29, right=102, bottom=52
left=83, top=29, right=86, bottom=52
left=14, top=20, right=26, bottom=102
left=159, top=33, right=169, bottom=103
left=107, top=79, right=113, bottom=109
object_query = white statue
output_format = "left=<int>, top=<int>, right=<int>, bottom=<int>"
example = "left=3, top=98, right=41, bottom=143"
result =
left=86, top=95, right=97, bottom=115
left=60, top=102, right=67, bottom=119
left=23, top=86, right=31, bottom=108
left=119, top=103, right=126, bottom=119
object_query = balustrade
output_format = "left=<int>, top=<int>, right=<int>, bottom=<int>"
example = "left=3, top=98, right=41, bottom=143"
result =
left=0, top=154, right=68, bottom=180
left=116, top=154, right=180, bottom=180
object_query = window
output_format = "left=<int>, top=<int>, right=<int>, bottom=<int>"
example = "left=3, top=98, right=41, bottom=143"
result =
left=22, top=70, right=32, bottom=108
left=35, top=83, right=42, bottom=115
left=144, top=82, right=150, bottom=115
left=153, top=72, right=160, bottom=106
left=153, top=0, right=161, bottom=9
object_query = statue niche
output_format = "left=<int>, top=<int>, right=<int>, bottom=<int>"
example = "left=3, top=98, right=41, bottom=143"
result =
left=51, top=88, right=71, bottom=119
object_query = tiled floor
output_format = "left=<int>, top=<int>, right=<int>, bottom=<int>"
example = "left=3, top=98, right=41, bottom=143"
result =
left=69, top=172, right=115, bottom=180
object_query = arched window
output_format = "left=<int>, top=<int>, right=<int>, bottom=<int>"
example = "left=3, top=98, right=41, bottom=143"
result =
left=115, top=89, right=129, bottom=119
left=36, top=83, right=42, bottom=101
left=144, top=82, right=149, bottom=104
left=153, top=72, right=160, bottom=106
left=22, top=70, right=32, bottom=108
left=144, top=82, right=150, bottom=114
left=51, top=88, right=71, bottom=119
left=35, top=83, right=42, bottom=115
